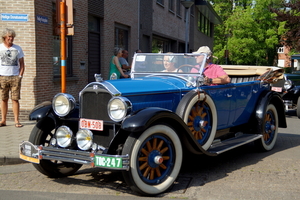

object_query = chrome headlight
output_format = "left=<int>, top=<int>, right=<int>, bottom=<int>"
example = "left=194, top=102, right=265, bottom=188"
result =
left=56, top=126, right=73, bottom=148
left=284, top=79, right=293, bottom=90
left=76, top=129, right=93, bottom=150
left=52, top=93, right=76, bottom=117
left=108, top=97, right=132, bottom=122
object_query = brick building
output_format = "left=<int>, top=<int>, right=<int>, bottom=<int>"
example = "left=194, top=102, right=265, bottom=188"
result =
left=0, top=0, right=220, bottom=121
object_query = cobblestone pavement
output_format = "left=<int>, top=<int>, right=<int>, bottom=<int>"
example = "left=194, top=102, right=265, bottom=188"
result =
left=0, top=115, right=300, bottom=199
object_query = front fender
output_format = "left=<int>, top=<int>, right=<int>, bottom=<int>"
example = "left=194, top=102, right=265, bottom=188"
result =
left=255, top=90, right=287, bottom=130
left=29, top=101, right=79, bottom=122
left=29, top=101, right=53, bottom=121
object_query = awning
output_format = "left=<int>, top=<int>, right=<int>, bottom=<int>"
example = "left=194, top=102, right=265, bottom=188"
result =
left=291, top=54, right=300, bottom=60
left=195, top=0, right=222, bottom=24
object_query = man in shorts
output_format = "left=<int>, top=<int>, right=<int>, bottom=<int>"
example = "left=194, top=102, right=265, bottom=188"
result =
left=0, top=28, right=25, bottom=128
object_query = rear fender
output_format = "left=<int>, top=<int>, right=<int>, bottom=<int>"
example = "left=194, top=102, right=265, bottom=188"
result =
left=255, top=91, right=287, bottom=131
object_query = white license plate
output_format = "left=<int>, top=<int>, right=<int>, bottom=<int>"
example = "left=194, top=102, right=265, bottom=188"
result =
left=271, top=87, right=282, bottom=92
left=80, top=118, right=103, bottom=131
left=94, top=155, right=123, bottom=168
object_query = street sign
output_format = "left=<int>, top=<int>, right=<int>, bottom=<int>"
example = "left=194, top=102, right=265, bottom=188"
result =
left=1, top=13, right=28, bottom=22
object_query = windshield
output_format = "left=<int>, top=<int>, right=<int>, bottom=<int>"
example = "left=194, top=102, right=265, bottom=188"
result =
left=131, top=53, right=208, bottom=81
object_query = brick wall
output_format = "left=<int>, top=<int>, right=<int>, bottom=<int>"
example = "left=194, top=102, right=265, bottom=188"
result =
left=0, top=0, right=89, bottom=121
left=102, top=0, right=139, bottom=80
left=0, top=0, right=36, bottom=121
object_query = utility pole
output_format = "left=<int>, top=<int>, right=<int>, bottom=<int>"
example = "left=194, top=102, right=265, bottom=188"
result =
left=60, top=0, right=66, bottom=93
left=57, top=0, right=73, bottom=93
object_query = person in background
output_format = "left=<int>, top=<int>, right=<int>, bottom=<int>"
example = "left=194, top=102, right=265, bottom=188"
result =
left=0, top=28, right=25, bottom=128
left=135, top=49, right=142, bottom=53
left=162, top=53, right=183, bottom=72
left=109, top=47, right=129, bottom=80
left=119, top=49, right=131, bottom=78
left=192, top=46, right=230, bottom=85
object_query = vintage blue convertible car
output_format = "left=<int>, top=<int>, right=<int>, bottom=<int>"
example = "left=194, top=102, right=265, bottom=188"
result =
left=20, top=53, right=286, bottom=195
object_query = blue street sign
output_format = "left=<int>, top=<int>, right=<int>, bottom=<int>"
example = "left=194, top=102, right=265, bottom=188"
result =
left=1, top=13, right=28, bottom=22
left=36, top=15, right=48, bottom=24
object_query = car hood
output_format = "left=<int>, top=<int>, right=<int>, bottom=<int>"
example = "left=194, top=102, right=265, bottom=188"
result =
left=105, top=76, right=190, bottom=96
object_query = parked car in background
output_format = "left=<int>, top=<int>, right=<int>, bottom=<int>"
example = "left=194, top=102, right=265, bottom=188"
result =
left=19, top=53, right=286, bottom=196
left=281, top=69, right=300, bottom=118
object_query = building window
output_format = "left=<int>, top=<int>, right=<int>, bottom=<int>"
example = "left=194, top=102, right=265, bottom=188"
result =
left=198, top=11, right=212, bottom=37
left=176, top=0, right=181, bottom=17
left=157, top=0, right=164, bottom=6
left=169, top=0, right=174, bottom=12
left=52, top=3, right=73, bottom=77
left=278, top=47, right=284, bottom=53
left=152, top=37, right=171, bottom=53
left=115, top=25, right=129, bottom=50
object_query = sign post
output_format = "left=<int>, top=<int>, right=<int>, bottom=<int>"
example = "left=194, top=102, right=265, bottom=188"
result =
left=57, top=0, right=73, bottom=93
left=60, top=1, right=67, bottom=93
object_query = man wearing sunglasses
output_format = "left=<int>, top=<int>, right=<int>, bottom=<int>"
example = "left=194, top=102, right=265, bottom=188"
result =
left=0, top=28, right=25, bottom=128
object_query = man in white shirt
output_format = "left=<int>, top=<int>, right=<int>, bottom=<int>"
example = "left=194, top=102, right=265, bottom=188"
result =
left=0, top=28, right=25, bottom=128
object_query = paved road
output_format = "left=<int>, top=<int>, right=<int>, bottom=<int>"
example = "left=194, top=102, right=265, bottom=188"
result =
left=0, top=111, right=300, bottom=200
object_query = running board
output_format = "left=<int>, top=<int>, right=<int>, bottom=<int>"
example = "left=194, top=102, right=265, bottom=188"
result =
left=208, top=134, right=262, bottom=155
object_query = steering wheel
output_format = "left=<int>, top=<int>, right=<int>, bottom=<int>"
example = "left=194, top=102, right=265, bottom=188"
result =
left=177, top=64, right=200, bottom=73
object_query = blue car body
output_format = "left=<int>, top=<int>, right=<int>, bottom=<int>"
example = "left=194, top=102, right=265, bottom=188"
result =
left=21, top=53, right=287, bottom=196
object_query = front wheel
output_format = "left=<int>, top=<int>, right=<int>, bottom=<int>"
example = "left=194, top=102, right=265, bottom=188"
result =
left=255, top=104, right=278, bottom=151
left=29, top=118, right=82, bottom=177
left=122, top=124, right=182, bottom=195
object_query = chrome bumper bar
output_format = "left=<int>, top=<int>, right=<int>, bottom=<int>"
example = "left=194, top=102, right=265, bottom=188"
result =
left=19, top=141, right=130, bottom=170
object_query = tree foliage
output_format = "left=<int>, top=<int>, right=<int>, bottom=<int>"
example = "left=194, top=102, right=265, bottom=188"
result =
left=211, top=0, right=284, bottom=66
left=270, top=1, right=300, bottom=52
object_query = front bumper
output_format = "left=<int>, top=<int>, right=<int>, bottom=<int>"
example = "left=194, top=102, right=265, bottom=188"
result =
left=19, top=141, right=130, bottom=170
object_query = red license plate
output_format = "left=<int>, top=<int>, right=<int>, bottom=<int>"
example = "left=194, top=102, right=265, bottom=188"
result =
left=80, top=118, right=103, bottom=131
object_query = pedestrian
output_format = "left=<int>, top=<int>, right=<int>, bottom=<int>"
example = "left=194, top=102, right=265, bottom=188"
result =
left=0, top=28, right=25, bottom=128
left=192, top=46, right=230, bottom=85
left=109, top=47, right=129, bottom=80
left=119, top=49, right=131, bottom=78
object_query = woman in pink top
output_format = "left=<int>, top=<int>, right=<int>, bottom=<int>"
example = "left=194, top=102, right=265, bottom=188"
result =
left=192, top=46, right=230, bottom=85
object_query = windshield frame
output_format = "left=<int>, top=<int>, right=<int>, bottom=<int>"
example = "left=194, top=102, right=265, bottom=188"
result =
left=130, top=53, right=208, bottom=85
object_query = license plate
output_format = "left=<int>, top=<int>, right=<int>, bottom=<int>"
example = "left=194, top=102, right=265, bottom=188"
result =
left=94, top=155, right=123, bottom=169
left=80, top=118, right=103, bottom=131
left=19, top=141, right=40, bottom=164
left=271, top=86, right=282, bottom=92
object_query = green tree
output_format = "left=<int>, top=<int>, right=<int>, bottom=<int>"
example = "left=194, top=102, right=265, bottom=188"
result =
left=270, top=1, right=300, bottom=52
left=211, top=0, right=284, bottom=66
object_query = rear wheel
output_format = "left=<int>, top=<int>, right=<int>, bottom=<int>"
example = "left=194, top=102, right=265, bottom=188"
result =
left=29, top=118, right=82, bottom=177
left=255, top=104, right=278, bottom=151
left=122, top=124, right=182, bottom=195
left=296, top=96, right=300, bottom=119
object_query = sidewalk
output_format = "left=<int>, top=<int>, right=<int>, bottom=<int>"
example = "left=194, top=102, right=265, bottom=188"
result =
left=0, top=121, right=36, bottom=165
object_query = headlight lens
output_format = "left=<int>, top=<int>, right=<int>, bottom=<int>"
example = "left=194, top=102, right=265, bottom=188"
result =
left=284, top=79, right=293, bottom=90
left=52, top=93, right=75, bottom=117
left=108, top=97, right=132, bottom=122
left=56, top=126, right=73, bottom=148
left=76, top=129, right=93, bottom=150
